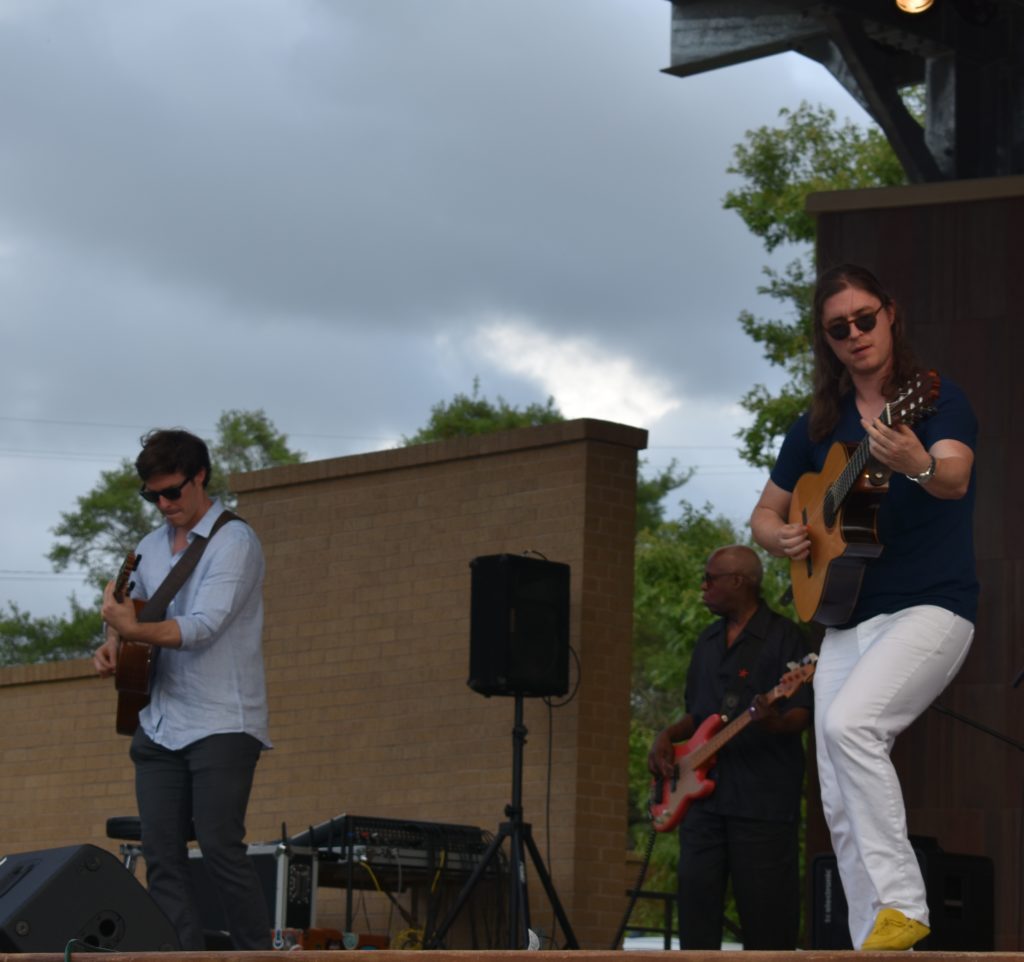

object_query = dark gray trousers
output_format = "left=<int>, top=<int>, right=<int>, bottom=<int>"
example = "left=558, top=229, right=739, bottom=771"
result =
left=131, top=729, right=271, bottom=950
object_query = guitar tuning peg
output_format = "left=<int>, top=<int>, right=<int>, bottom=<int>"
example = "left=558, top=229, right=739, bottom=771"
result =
left=786, top=661, right=798, bottom=670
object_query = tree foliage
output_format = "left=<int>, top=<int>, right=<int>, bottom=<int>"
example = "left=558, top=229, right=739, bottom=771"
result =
left=209, top=409, right=305, bottom=492
left=725, top=101, right=910, bottom=467
left=0, top=600, right=103, bottom=666
left=401, top=377, right=563, bottom=444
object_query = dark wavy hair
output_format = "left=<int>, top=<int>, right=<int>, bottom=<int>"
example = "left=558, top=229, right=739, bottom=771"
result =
left=809, top=263, right=920, bottom=441
left=135, top=429, right=212, bottom=488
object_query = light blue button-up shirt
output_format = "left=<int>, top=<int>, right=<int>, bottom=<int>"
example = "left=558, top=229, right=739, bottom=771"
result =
left=131, top=499, right=271, bottom=751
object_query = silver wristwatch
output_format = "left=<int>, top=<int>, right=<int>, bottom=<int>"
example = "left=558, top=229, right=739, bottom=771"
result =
left=905, top=454, right=936, bottom=484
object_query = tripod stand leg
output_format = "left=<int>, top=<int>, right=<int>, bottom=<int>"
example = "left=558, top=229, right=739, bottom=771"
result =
left=522, top=822, right=580, bottom=948
left=423, top=825, right=509, bottom=949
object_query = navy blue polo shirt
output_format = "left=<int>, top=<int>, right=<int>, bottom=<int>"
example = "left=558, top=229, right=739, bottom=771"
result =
left=683, top=602, right=811, bottom=823
left=770, top=377, right=978, bottom=628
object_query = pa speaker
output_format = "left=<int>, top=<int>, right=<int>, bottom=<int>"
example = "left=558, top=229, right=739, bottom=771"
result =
left=812, top=838, right=994, bottom=950
left=468, top=554, right=570, bottom=697
left=0, top=844, right=179, bottom=951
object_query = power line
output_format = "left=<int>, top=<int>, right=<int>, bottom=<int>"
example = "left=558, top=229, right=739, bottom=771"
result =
left=0, top=414, right=396, bottom=445
left=0, top=569, right=90, bottom=582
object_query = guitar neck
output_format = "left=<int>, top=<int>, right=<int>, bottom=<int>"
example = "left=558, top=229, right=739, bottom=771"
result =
left=829, top=435, right=874, bottom=509
left=686, top=710, right=754, bottom=769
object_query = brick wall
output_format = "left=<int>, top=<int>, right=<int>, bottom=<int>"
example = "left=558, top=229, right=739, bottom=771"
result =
left=0, top=418, right=645, bottom=949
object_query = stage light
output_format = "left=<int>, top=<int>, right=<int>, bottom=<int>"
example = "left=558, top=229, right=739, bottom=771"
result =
left=896, top=0, right=934, bottom=11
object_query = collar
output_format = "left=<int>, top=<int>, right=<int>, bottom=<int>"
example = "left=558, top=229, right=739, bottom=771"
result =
left=165, top=497, right=224, bottom=547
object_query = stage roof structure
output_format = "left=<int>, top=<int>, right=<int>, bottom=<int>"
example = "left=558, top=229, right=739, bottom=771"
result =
left=663, top=0, right=1024, bottom=182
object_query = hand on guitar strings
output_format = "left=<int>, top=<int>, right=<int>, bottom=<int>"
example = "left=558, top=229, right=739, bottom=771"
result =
left=776, top=521, right=810, bottom=561
left=647, top=732, right=675, bottom=781
left=861, top=417, right=929, bottom=476
left=93, top=618, right=120, bottom=678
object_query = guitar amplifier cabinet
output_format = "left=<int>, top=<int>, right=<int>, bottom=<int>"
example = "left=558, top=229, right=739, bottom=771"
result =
left=189, top=843, right=317, bottom=935
left=812, top=838, right=994, bottom=950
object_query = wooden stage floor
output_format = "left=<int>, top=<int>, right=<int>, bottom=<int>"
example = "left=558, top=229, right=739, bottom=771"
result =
left=3, top=952, right=1024, bottom=961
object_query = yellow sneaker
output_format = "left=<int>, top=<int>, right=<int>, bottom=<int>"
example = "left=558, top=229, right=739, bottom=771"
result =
left=861, top=908, right=930, bottom=951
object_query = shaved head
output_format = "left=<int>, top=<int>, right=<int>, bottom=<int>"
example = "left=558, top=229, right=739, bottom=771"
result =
left=709, top=545, right=763, bottom=593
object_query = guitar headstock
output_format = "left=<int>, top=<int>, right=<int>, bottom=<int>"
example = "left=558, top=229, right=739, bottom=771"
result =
left=113, top=551, right=140, bottom=603
left=770, top=652, right=818, bottom=701
left=881, top=369, right=941, bottom=429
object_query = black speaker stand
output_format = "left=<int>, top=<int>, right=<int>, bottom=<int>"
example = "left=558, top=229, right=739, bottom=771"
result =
left=425, top=694, right=579, bottom=949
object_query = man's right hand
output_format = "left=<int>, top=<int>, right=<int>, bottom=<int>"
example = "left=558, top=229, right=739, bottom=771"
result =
left=647, top=731, right=676, bottom=780
left=93, top=628, right=119, bottom=678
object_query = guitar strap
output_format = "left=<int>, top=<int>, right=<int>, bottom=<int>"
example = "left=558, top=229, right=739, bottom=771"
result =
left=133, top=511, right=244, bottom=686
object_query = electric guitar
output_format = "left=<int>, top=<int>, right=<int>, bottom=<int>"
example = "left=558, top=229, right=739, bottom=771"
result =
left=788, top=370, right=941, bottom=625
left=111, top=551, right=153, bottom=736
left=648, top=655, right=817, bottom=833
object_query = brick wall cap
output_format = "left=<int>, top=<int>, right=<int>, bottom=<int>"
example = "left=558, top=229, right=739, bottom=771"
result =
left=0, top=657, right=94, bottom=688
left=232, top=418, right=648, bottom=492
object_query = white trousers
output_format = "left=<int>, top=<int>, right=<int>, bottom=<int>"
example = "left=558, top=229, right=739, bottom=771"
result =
left=814, top=605, right=974, bottom=948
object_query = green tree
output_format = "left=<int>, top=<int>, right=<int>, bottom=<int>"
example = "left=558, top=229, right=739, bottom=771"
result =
left=401, top=377, right=563, bottom=444
left=0, top=599, right=103, bottom=666
left=725, top=101, right=910, bottom=467
left=209, top=409, right=305, bottom=492
left=0, top=410, right=303, bottom=666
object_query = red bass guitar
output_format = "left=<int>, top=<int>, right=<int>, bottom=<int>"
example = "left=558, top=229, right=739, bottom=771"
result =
left=648, top=655, right=817, bottom=833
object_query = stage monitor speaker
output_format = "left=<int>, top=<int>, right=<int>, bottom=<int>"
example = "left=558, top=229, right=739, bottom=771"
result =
left=0, top=843, right=179, bottom=952
left=811, top=838, right=994, bottom=950
left=468, top=554, right=570, bottom=697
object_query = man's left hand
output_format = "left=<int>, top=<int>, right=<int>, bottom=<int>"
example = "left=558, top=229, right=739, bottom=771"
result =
left=749, top=694, right=776, bottom=722
left=101, top=579, right=138, bottom=640
left=861, top=419, right=928, bottom=476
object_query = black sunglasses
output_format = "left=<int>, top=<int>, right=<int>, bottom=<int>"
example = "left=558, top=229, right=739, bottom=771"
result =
left=139, top=476, right=194, bottom=504
left=824, top=304, right=884, bottom=341
left=702, top=570, right=741, bottom=585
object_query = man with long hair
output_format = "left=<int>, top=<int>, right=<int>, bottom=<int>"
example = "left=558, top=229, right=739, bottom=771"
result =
left=95, top=429, right=271, bottom=950
left=751, top=264, right=978, bottom=950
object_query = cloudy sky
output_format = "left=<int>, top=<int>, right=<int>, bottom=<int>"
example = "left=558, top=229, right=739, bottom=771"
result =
left=1, top=0, right=870, bottom=619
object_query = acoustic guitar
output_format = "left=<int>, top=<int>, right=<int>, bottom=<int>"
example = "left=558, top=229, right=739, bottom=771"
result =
left=112, top=551, right=155, bottom=736
left=648, top=655, right=817, bottom=832
left=788, top=370, right=940, bottom=625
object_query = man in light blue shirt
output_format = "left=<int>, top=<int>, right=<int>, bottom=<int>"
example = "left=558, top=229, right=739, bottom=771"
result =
left=96, top=428, right=271, bottom=950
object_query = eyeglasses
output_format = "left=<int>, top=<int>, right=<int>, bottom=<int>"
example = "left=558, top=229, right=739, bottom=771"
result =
left=139, top=476, right=194, bottom=504
left=824, top=304, right=884, bottom=341
left=702, top=571, right=741, bottom=585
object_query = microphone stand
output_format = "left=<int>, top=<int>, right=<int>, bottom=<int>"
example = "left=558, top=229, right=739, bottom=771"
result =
left=929, top=702, right=1024, bottom=753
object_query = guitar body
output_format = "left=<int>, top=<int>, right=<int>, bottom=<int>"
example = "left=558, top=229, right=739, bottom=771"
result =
left=109, top=553, right=155, bottom=736
left=649, top=713, right=723, bottom=832
left=789, top=441, right=887, bottom=625
left=114, top=600, right=152, bottom=736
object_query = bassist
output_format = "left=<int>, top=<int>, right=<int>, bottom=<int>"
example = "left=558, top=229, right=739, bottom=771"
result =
left=647, top=546, right=810, bottom=950
left=750, top=264, right=978, bottom=951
